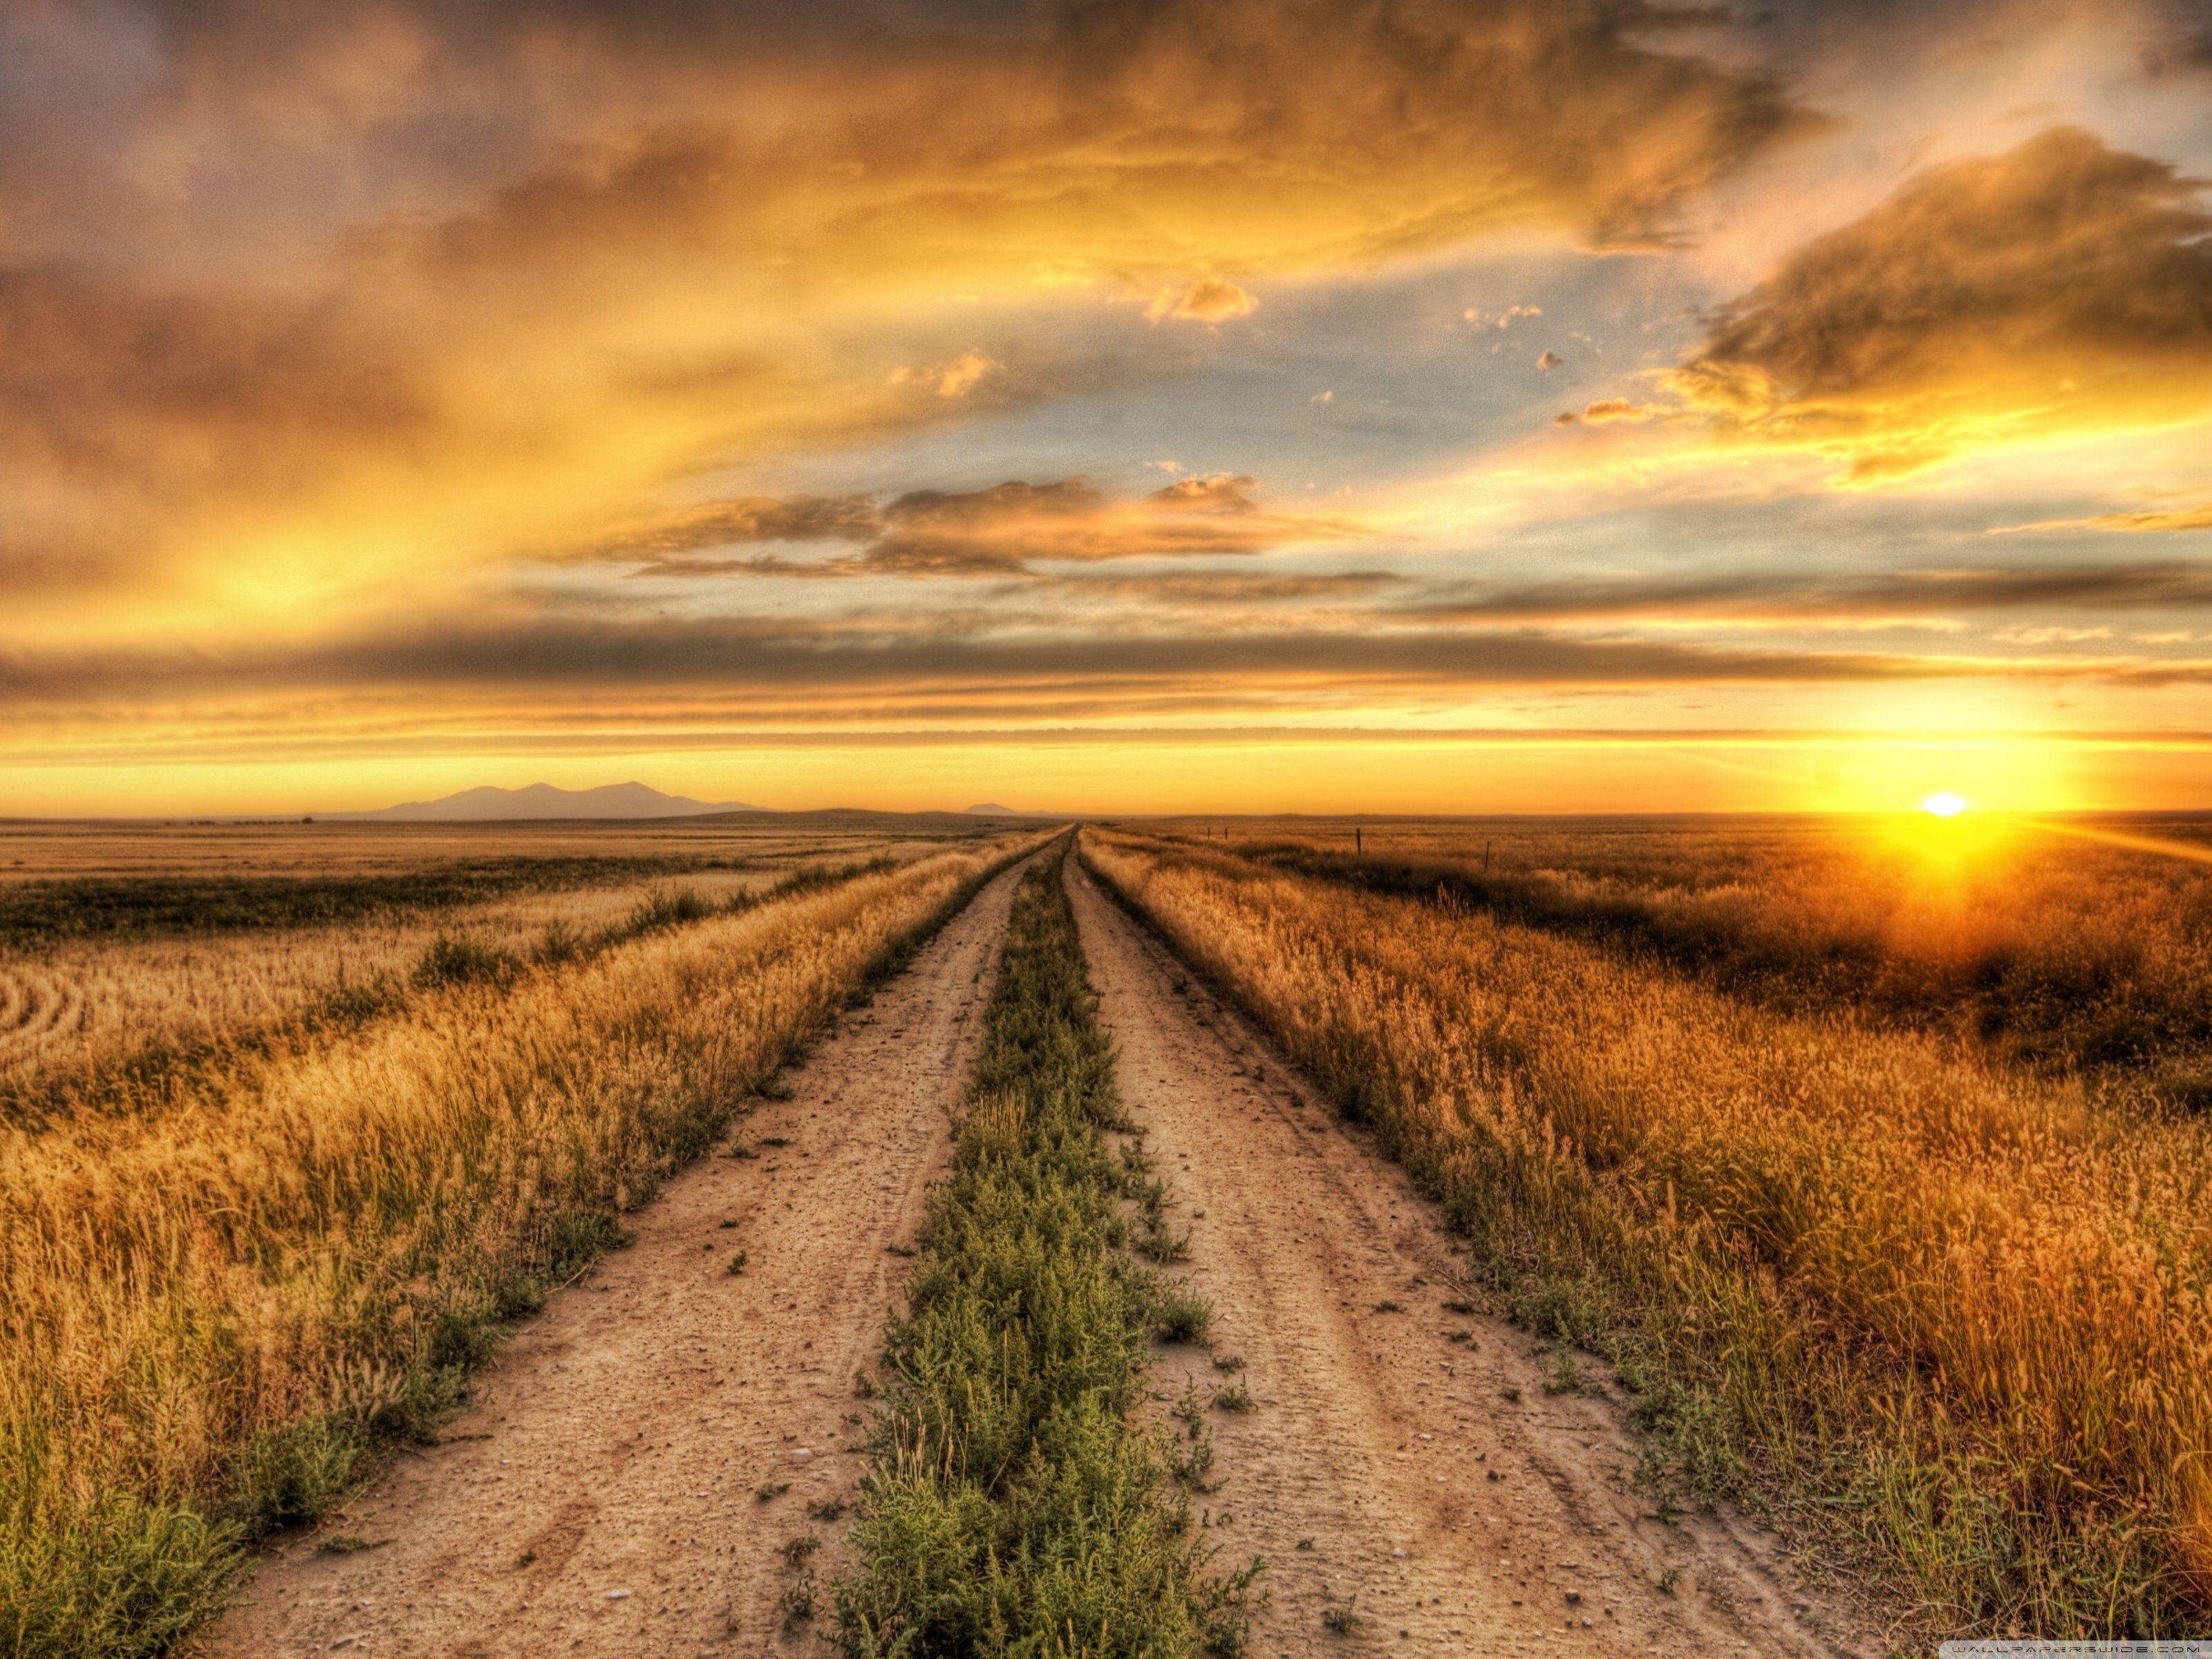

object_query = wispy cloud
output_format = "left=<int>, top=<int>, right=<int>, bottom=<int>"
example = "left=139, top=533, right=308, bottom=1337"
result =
left=575, top=475, right=1367, bottom=579
left=1147, top=280, right=1258, bottom=324
left=1998, top=503, right=2212, bottom=535
left=1404, top=562, right=2212, bottom=625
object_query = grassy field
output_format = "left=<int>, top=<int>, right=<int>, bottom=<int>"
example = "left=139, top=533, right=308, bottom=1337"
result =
left=13, top=807, right=2208, bottom=1654
left=0, top=816, right=986, bottom=885
left=0, top=822, right=995, bottom=1121
left=837, top=846, right=1253, bottom=1658
left=1085, top=825, right=2212, bottom=1642
left=1142, top=814, right=2212, bottom=1095
left=0, top=825, right=1039, bottom=1658
left=1, top=865, right=777, bottom=1119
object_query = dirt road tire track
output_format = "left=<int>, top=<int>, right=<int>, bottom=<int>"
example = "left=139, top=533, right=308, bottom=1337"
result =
left=200, top=856, right=1035, bottom=1659
left=1065, top=854, right=1878, bottom=1659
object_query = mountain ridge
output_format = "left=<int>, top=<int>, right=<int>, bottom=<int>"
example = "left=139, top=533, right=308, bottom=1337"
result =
left=330, top=782, right=756, bottom=822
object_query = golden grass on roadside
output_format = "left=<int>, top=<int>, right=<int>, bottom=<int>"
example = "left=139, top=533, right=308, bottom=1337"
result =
left=1159, top=815, right=2212, bottom=1089
left=0, top=867, right=782, bottom=1101
left=0, top=818, right=959, bottom=885
left=1083, top=829, right=2212, bottom=1640
left=0, top=836, right=1038, bottom=1658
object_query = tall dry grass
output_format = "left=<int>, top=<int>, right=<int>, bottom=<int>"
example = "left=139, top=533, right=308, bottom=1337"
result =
left=1168, top=816, right=2212, bottom=1089
left=0, top=866, right=780, bottom=1105
left=0, top=817, right=962, bottom=886
left=0, top=837, right=1036, bottom=1658
left=1084, top=829, right=2212, bottom=1641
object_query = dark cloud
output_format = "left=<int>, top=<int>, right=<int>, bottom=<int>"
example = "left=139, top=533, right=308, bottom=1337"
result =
left=0, top=262, right=456, bottom=597
left=1659, top=126, right=2212, bottom=478
left=0, top=264, right=429, bottom=516
left=881, top=479, right=1102, bottom=528
left=357, top=0, right=1817, bottom=283
left=577, top=475, right=1359, bottom=578
left=0, top=618, right=1976, bottom=716
left=576, top=494, right=881, bottom=561
left=13, top=594, right=2211, bottom=760
left=309, top=624, right=1972, bottom=694
left=1037, top=0, right=1813, bottom=252
left=2139, top=0, right=2212, bottom=74
left=621, top=552, right=865, bottom=580
left=1406, top=561, right=2212, bottom=623
left=1026, top=569, right=1408, bottom=603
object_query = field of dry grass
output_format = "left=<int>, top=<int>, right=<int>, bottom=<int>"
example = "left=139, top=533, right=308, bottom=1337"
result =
left=1, top=868, right=762, bottom=1107
left=1085, top=825, right=2212, bottom=1642
left=0, top=821, right=1039, bottom=1657
left=0, top=822, right=993, bottom=1121
left=12, top=807, right=2209, bottom=1655
left=0, top=817, right=964, bottom=885
left=1145, top=814, right=2212, bottom=1095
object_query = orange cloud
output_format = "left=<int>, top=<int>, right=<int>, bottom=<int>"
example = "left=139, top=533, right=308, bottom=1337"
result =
left=890, top=350, right=999, bottom=398
left=1147, top=279, right=1259, bottom=324
left=0, top=0, right=1818, bottom=655
left=2000, top=502, right=2212, bottom=534
left=578, top=474, right=1363, bottom=579
left=1648, top=128, right=2212, bottom=482
left=19, top=604, right=2212, bottom=784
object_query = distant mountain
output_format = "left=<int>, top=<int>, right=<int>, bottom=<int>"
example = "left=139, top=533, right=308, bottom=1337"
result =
left=333, top=782, right=756, bottom=822
left=964, top=803, right=1026, bottom=816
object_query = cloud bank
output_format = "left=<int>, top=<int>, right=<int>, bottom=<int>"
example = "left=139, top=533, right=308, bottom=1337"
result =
left=1607, top=128, right=2212, bottom=482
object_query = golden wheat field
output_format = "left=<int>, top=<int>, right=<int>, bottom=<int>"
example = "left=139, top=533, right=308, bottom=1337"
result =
left=0, top=820, right=962, bottom=1114
left=1083, top=819, right=2212, bottom=1639
left=0, top=816, right=1040, bottom=1654
left=1140, top=813, right=2212, bottom=1090
left=10, top=807, right=2212, bottom=1657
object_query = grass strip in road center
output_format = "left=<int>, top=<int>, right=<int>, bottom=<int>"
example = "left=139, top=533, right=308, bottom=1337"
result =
left=836, top=845, right=1255, bottom=1659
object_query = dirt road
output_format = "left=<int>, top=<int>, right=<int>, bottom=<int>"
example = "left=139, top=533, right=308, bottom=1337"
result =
left=203, top=858, right=1031, bottom=1659
left=1064, top=855, right=1877, bottom=1659
left=202, top=844, right=1875, bottom=1659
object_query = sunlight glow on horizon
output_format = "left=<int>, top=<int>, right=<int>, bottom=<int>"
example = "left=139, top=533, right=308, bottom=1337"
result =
left=2, top=1, right=2211, bottom=813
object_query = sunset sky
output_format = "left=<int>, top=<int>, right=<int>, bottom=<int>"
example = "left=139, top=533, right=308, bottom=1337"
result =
left=6, top=0, right=2212, bottom=816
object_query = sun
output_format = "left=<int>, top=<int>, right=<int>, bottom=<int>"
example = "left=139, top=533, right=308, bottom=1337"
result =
left=1920, top=791, right=1969, bottom=818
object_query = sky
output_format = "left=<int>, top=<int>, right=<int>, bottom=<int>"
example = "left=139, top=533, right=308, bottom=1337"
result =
left=4, top=0, right=2212, bottom=816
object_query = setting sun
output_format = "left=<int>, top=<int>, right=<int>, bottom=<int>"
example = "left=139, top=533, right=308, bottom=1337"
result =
left=1921, top=791, right=1971, bottom=818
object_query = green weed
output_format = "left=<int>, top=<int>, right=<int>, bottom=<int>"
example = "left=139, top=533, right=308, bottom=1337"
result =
left=834, top=847, right=1253, bottom=1659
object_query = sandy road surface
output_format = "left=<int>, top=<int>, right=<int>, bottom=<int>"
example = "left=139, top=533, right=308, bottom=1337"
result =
left=203, top=857, right=1031, bottom=1659
left=1065, top=855, right=1877, bottom=1659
